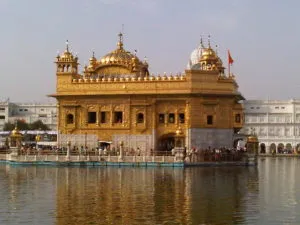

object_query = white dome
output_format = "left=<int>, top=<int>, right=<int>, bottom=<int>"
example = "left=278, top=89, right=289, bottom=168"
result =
left=186, top=44, right=203, bottom=69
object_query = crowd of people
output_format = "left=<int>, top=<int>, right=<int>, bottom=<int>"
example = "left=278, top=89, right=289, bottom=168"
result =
left=176, top=146, right=247, bottom=162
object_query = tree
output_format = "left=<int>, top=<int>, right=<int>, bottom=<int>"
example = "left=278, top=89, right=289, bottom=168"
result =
left=3, top=120, right=29, bottom=131
left=3, top=122, right=14, bottom=131
left=29, top=120, right=50, bottom=131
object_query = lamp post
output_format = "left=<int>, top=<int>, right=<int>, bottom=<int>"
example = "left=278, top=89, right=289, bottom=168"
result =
left=119, top=141, right=124, bottom=161
left=67, top=140, right=71, bottom=160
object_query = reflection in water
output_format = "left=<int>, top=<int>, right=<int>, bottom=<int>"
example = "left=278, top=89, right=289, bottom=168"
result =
left=1, top=159, right=299, bottom=224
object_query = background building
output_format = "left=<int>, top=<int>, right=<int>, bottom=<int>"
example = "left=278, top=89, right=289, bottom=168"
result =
left=241, top=99, right=300, bottom=154
left=0, top=99, right=57, bottom=131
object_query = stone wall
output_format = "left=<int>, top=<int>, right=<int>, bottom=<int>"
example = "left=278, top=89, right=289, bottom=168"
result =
left=113, top=134, right=154, bottom=155
left=190, top=128, right=233, bottom=149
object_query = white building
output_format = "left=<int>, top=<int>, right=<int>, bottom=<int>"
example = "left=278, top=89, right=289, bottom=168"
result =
left=0, top=99, right=57, bottom=131
left=241, top=99, right=300, bottom=154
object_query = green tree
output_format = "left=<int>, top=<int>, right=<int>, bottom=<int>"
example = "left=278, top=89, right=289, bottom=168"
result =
left=17, top=120, right=30, bottom=130
left=3, top=120, right=30, bottom=131
left=3, top=122, right=14, bottom=131
left=29, top=120, right=50, bottom=130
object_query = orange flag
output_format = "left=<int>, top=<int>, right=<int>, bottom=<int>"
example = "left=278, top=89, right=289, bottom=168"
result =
left=228, top=50, right=234, bottom=65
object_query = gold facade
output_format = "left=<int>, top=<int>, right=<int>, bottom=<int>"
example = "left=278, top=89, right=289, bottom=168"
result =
left=50, top=34, right=244, bottom=150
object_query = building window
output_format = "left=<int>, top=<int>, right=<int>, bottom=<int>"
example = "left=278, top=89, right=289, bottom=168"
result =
left=114, top=111, right=123, bottom=123
left=137, top=113, right=144, bottom=123
left=0, top=115, right=5, bottom=119
left=0, top=108, right=5, bottom=111
left=66, top=114, right=74, bottom=124
left=24, top=109, right=28, bottom=111
left=281, top=107, right=285, bottom=109
left=207, top=115, right=213, bottom=125
left=159, top=114, right=165, bottom=123
left=101, top=112, right=107, bottom=123
left=179, top=113, right=185, bottom=123
left=275, top=106, right=279, bottom=109
left=235, top=114, right=241, bottom=123
left=88, top=112, right=97, bottom=124
left=19, top=109, right=23, bottom=112
left=168, top=113, right=175, bottom=123
left=40, top=109, right=44, bottom=111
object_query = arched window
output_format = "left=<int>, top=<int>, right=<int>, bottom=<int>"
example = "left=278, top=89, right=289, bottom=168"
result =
left=66, top=114, right=74, bottom=124
left=235, top=114, right=241, bottom=123
left=137, top=113, right=144, bottom=123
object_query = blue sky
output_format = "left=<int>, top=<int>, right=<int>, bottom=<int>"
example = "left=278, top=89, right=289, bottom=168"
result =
left=0, top=0, right=299, bottom=102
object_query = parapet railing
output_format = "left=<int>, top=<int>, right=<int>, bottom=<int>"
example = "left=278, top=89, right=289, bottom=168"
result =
left=0, top=149, right=247, bottom=162
left=72, top=74, right=186, bottom=83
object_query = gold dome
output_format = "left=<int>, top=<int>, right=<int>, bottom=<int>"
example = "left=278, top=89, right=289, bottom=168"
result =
left=200, top=47, right=218, bottom=61
left=11, top=126, right=22, bottom=138
left=58, top=40, right=76, bottom=61
left=100, top=48, right=138, bottom=65
left=99, top=32, right=141, bottom=65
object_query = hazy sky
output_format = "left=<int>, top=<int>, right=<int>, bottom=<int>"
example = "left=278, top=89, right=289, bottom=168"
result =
left=0, top=0, right=299, bottom=102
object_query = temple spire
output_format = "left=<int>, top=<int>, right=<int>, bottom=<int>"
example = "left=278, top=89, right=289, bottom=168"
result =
left=117, top=32, right=124, bottom=49
left=66, top=40, right=69, bottom=52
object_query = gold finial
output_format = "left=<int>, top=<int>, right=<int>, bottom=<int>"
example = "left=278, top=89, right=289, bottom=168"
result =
left=117, top=32, right=123, bottom=49
left=200, top=36, right=204, bottom=48
left=92, top=51, right=95, bottom=58
left=208, top=35, right=211, bottom=48
left=215, top=44, right=218, bottom=55
left=66, top=40, right=69, bottom=52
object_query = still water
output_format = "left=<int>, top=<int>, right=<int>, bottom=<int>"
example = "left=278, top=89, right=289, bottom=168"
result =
left=0, top=158, right=299, bottom=225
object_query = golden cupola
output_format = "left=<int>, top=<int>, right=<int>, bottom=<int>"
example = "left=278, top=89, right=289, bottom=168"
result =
left=55, top=40, right=79, bottom=74
left=92, top=32, right=149, bottom=78
left=199, top=42, right=224, bottom=73
left=190, top=37, right=225, bottom=74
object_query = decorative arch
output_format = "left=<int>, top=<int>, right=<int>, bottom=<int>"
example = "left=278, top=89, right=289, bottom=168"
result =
left=296, top=144, right=300, bottom=154
left=157, top=133, right=176, bottom=152
left=66, top=114, right=74, bottom=124
left=277, top=143, right=284, bottom=153
left=260, top=143, right=266, bottom=154
left=270, top=143, right=276, bottom=153
left=136, top=112, right=144, bottom=123
left=286, top=143, right=292, bottom=153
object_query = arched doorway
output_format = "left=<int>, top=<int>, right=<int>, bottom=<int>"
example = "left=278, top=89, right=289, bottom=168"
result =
left=286, top=143, right=292, bottom=154
left=296, top=143, right=300, bottom=154
left=277, top=143, right=284, bottom=154
left=157, top=133, right=176, bottom=152
left=270, top=143, right=276, bottom=154
left=260, top=143, right=266, bottom=154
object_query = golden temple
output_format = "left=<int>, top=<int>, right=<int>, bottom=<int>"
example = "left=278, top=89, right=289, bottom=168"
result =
left=50, top=33, right=244, bottom=153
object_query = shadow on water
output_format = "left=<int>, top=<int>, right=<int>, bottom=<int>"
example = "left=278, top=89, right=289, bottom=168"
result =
left=0, top=164, right=261, bottom=225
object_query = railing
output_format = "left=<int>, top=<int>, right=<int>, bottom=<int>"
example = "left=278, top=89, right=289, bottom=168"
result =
left=0, top=148, right=247, bottom=163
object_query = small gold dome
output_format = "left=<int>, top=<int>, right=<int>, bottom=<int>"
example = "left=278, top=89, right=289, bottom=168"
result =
left=200, top=47, right=218, bottom=61
left=100, top=49, right=139, bottom=65
left=11, top=127, right=22, bottom=138
left=247, top=135, right=258, bottom=143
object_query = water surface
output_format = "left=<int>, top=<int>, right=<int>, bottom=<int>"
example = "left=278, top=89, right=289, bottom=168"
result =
left=0, top=158, right=299, bottom=224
